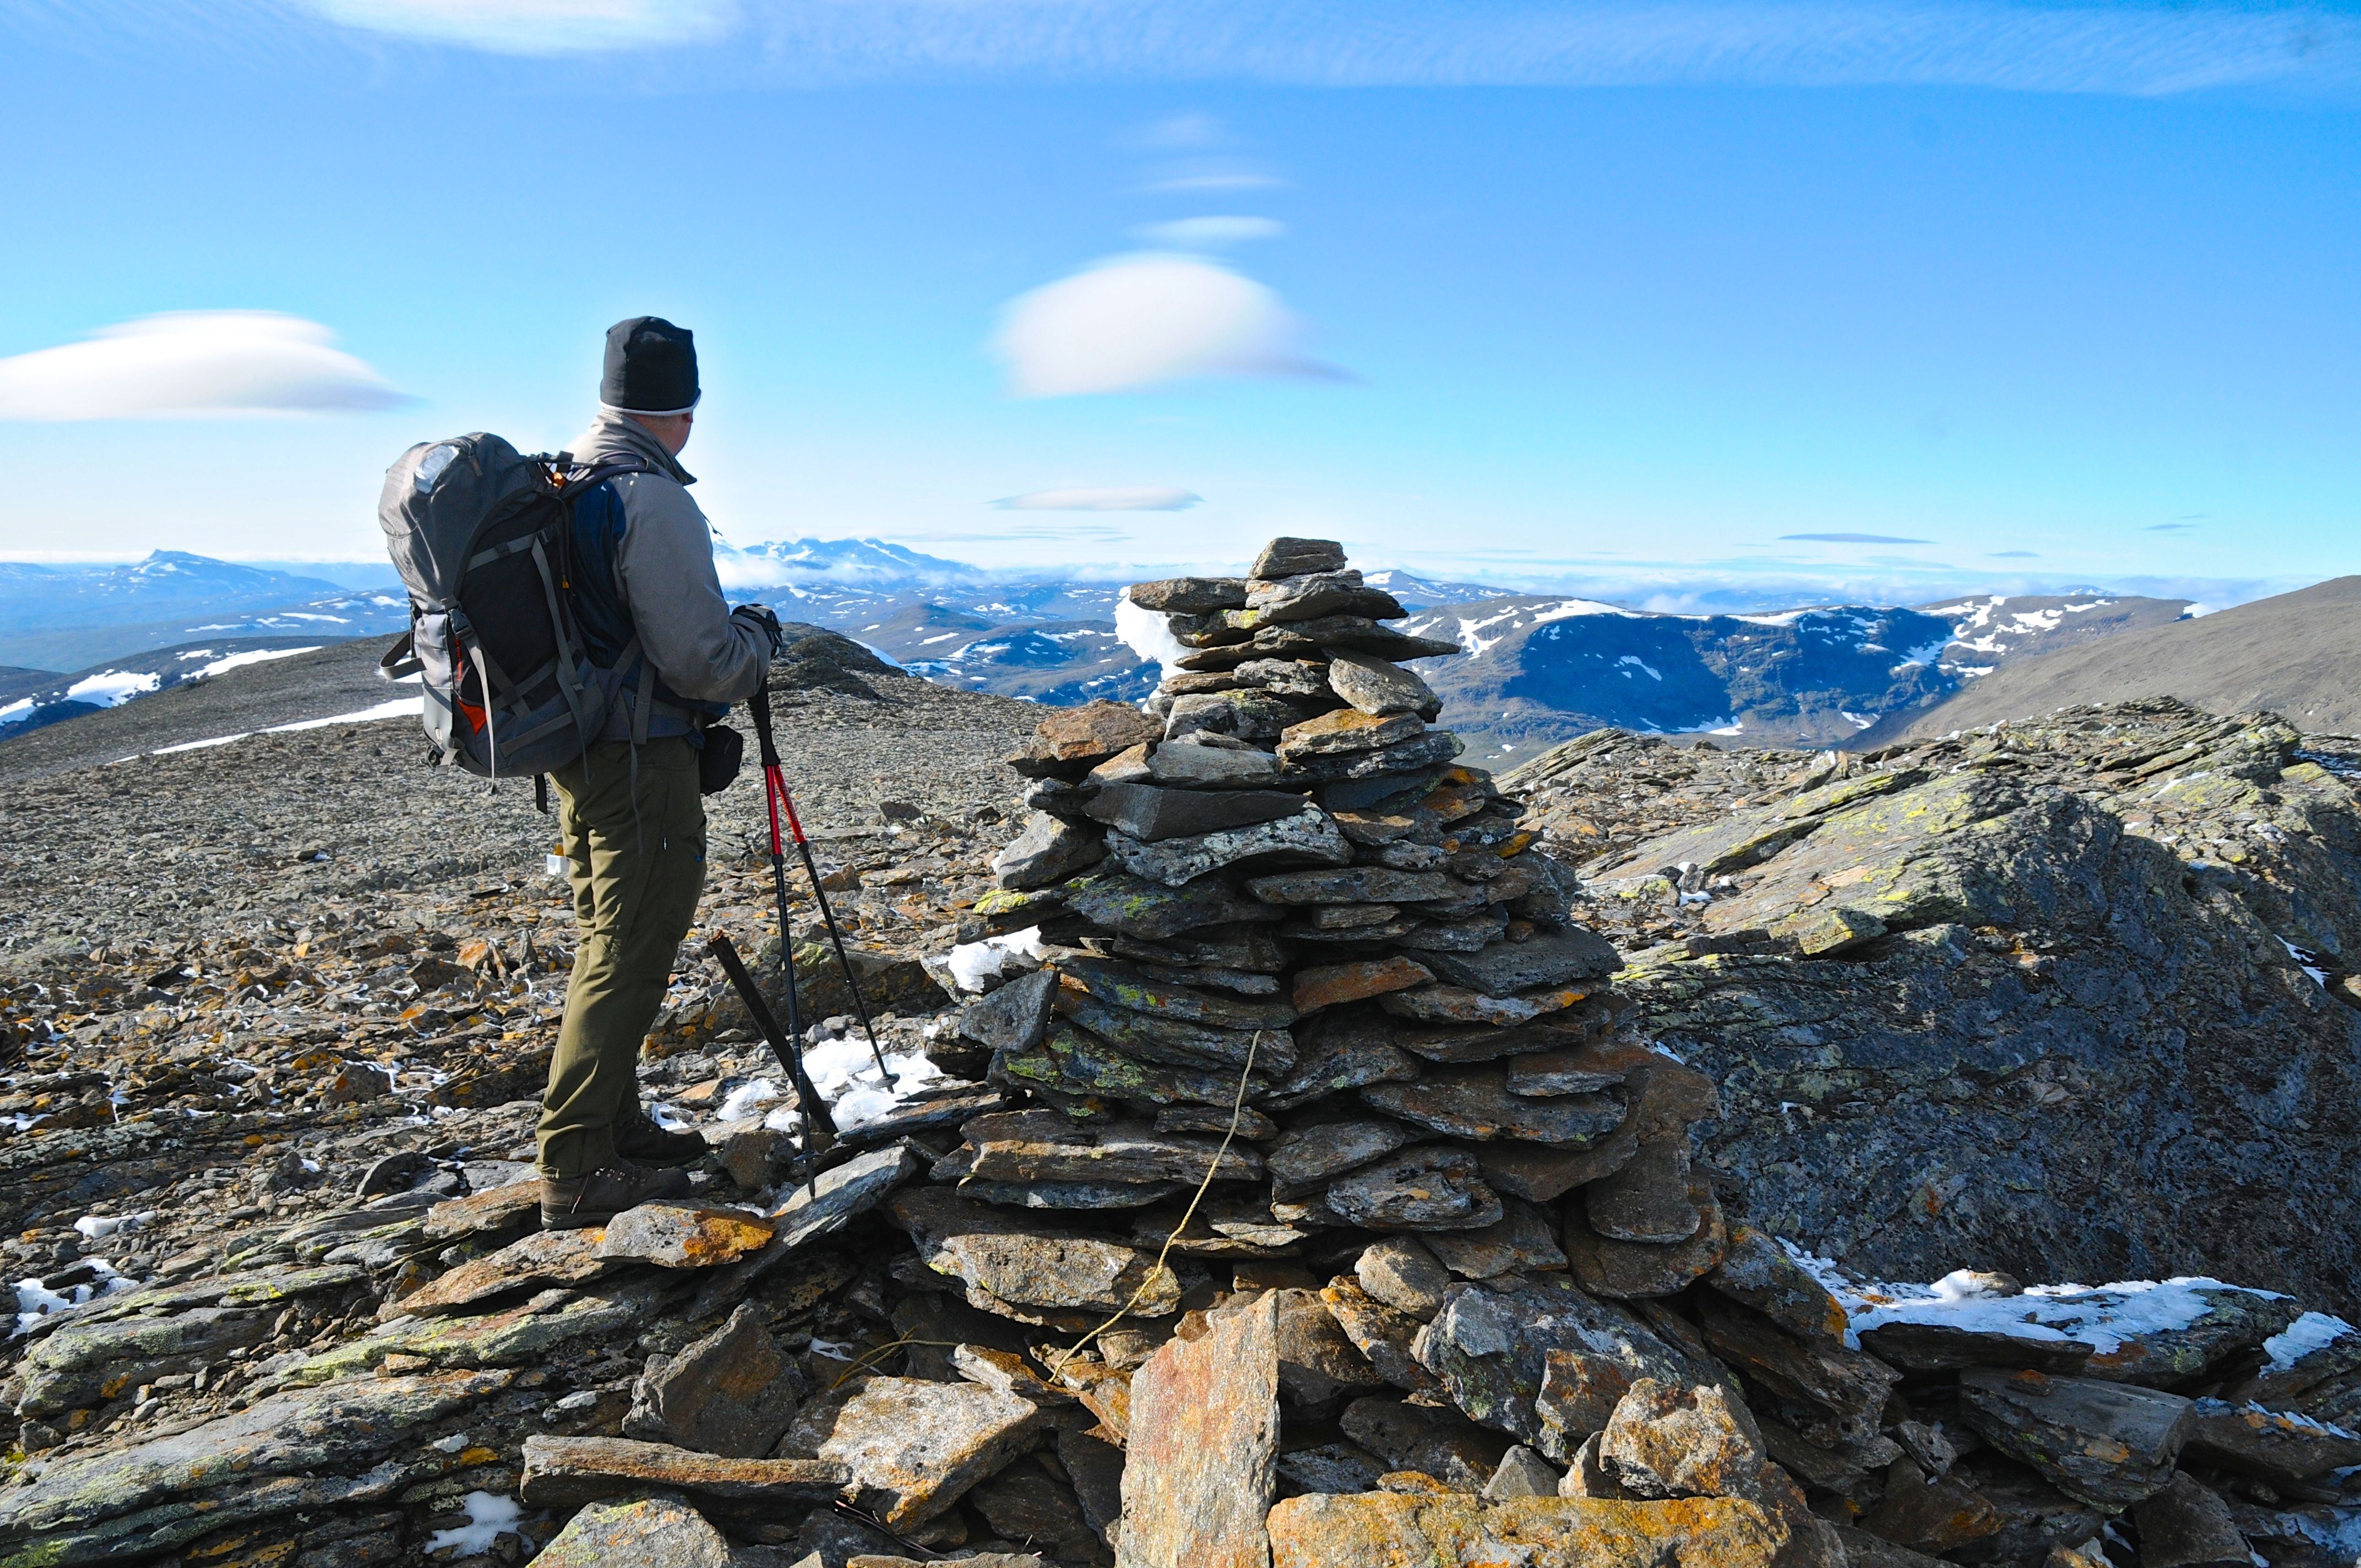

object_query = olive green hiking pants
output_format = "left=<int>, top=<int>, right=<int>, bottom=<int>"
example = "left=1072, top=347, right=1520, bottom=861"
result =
left=537, top=736, right=706, bottom=1178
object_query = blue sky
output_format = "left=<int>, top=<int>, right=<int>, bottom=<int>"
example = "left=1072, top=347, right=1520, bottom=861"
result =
left=0, top=0, right=2355, bottom=608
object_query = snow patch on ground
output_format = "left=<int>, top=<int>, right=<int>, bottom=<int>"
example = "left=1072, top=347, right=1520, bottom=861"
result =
left=65, top=670, right=160, bottom=707
left=423, top=1491, right=524, bottom=1556
left=1785, top=1243, right=2286, bottom=1354
left=190, top=646, right=321, bottom=679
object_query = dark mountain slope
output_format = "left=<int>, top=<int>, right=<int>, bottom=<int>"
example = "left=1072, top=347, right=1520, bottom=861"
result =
left=1865, top=576, right=2361, bottom=744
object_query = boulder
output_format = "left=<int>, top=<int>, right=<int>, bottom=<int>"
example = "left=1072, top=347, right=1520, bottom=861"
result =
left=959, top=968, right=1058, bottom=1053
left=1117, top=1292, right=1281, bottom=1568
left=1130, top=576, right=1249, bottom=614
left=1486, top=1445, right=1566, bottom=1500
left=1582, top=1136, right=1699, bottom=1243
left=1321, top=1277, right=1446, bottom=1396
left=1705, top=1227, right=1849, bottom=1345
left=2179, top=1396, right=2361, bottom=1482
left=1413, top=1276, right=1709, bottom=1462
left=1696, top=1294, right=1897, bottom=1444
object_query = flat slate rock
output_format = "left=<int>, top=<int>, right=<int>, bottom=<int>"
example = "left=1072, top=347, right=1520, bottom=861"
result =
left=1697, top=1293, right=1900, bottom=1445
left=1705, top=1225, right=1851, bottom=1345
left=0, top=1369, right=515, bottom=1558
left=1130, top=576, right=1249, bottom=614
left=992, top=1021, right=1279, bottom=1109
left=1957, top=1368, right=2194, bottom=1509
left=422, top=1178, right=542, bottom=1240
left=1362, top=1066, right=1625, bottom=1146
left=1423, top=1197, right=1570, bottom=1279
left=889, top=1185, right=1183, bottom=1317
left=1327, top=651, right=1438, bottom=717
left=594, top=1202, right=776, bottom=1268
left=1582, top=1136, right=1698, bottom=1243
left=1322, top=1277, right=1446, bottom=1397
left=1419, top=929, right=1623, bottom=994
left=1085, top=781, right=1310, bottom=842
left=1265, top=1493, right=1788, bottom=1568
left=1326, top=1146, right=1503, bottom=1232
left=1118, top=1292, right=1281, bottom=1568
left=1253, top=537, right=1349, bottom=578
left=1564, top=1178, right=1728, bottom=1299
left=1266, top=1118, right=1416, bottom=1198
left=520, top=1434, right=847, bottom=1509
left=1060, top=868, right=1289, bottom=938
left=961, top=1110, right=1265, bottom=1186
left=1051, top=984, right=1291, bottom=1072
left=790, top=1375, right=1048, bottom=1529
left=1357, top=1235, right=1453, bottom=1317
left=1055, top=954, right=1298, bottom=1031
left=1106, top=809, right=1352, bottom=888
left=394, top=1225, right=609, bottom=1316
left=1248, top=865, right=1454, bottom=905
left=1012, top=700, right=1165, bottom=777
left=1380, top=983, right=1590, bottom=1027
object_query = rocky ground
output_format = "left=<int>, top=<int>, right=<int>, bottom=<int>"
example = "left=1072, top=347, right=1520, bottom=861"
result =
left=3, top=559, right=2359, bottom=1568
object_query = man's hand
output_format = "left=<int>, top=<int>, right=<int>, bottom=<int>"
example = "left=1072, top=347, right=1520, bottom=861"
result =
left=731, top=603, right=785, bottom=660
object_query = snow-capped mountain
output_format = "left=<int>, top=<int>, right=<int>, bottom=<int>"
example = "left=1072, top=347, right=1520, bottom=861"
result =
left=1400, top=591, right=2194, bottom=760
left=0, top=638, right=338, bottom=738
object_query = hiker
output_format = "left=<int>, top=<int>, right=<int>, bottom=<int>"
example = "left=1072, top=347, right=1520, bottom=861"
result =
left=535, top=315, right=785, bottom=1227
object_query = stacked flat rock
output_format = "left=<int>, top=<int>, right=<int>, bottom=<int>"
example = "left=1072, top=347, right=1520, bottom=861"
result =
left=911, top=539, right=1733, bottom=1357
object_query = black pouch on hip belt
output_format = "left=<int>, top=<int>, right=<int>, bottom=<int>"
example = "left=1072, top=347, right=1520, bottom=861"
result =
left=697, top=723, right=745, bottom=795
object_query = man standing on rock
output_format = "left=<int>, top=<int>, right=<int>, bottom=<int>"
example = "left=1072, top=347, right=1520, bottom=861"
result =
left=537, top=316, right=784, bottom=1229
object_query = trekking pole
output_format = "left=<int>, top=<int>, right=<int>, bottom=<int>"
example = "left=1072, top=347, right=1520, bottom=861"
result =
left=706, top=933, right=834, bottom=1158
left=746, top=682, right=892, bottom=1079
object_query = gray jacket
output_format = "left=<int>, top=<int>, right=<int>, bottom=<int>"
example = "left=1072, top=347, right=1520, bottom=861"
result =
left=567, top=411, right=770, bottom=711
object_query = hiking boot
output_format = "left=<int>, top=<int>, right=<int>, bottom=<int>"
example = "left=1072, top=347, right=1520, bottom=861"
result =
left=540, top=1161, right=692, bottom=1229
left=614, top=1103, right=709, bottom=1168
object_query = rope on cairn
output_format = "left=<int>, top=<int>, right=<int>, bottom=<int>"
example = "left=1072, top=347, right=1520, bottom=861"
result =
left=1050, top=1030, right=1264, bottom=1379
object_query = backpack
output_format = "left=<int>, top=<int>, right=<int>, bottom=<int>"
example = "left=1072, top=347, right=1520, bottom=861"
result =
left=376, top=433, right=651, bottom=780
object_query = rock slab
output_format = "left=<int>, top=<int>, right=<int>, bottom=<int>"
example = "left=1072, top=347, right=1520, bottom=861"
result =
left=1117, top=1291, right=1281, bottom=1568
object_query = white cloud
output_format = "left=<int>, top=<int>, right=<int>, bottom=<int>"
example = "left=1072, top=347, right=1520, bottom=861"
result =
left=1131, top=216, right=1285, bottom=249
left=1140, top=172, right=1292, bottom=193
left=1139, top=113, right=1227, bottom=149
left=302, top=0, right=731, bottom=53
left=995, top=487, right=1203, bottom=511
left=0, top=313, right=406, bottom=421
left=993, top=253, right=1343, bottom=398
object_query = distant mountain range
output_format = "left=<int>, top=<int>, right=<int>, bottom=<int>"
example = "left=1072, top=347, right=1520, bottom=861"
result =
left=1403, top=591, right=2196, bottom=761
left=0, top=542, right=2212, bottom=756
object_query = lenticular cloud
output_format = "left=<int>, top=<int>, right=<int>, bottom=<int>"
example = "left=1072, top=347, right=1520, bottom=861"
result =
left=0, top=312, right=407, bottom=421
left=992, top=253, right=1343, bottom=398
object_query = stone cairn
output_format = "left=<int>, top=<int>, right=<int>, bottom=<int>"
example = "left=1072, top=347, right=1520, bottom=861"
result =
left=954, top=534, right=1716, bottom=1295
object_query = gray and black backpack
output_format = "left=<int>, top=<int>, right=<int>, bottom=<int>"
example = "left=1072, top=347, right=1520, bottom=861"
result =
left=376, top=433, right=649, bottom=780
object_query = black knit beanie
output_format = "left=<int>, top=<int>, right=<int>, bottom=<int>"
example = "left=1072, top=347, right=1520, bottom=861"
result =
left=600, top=317, right=700, bottom=415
